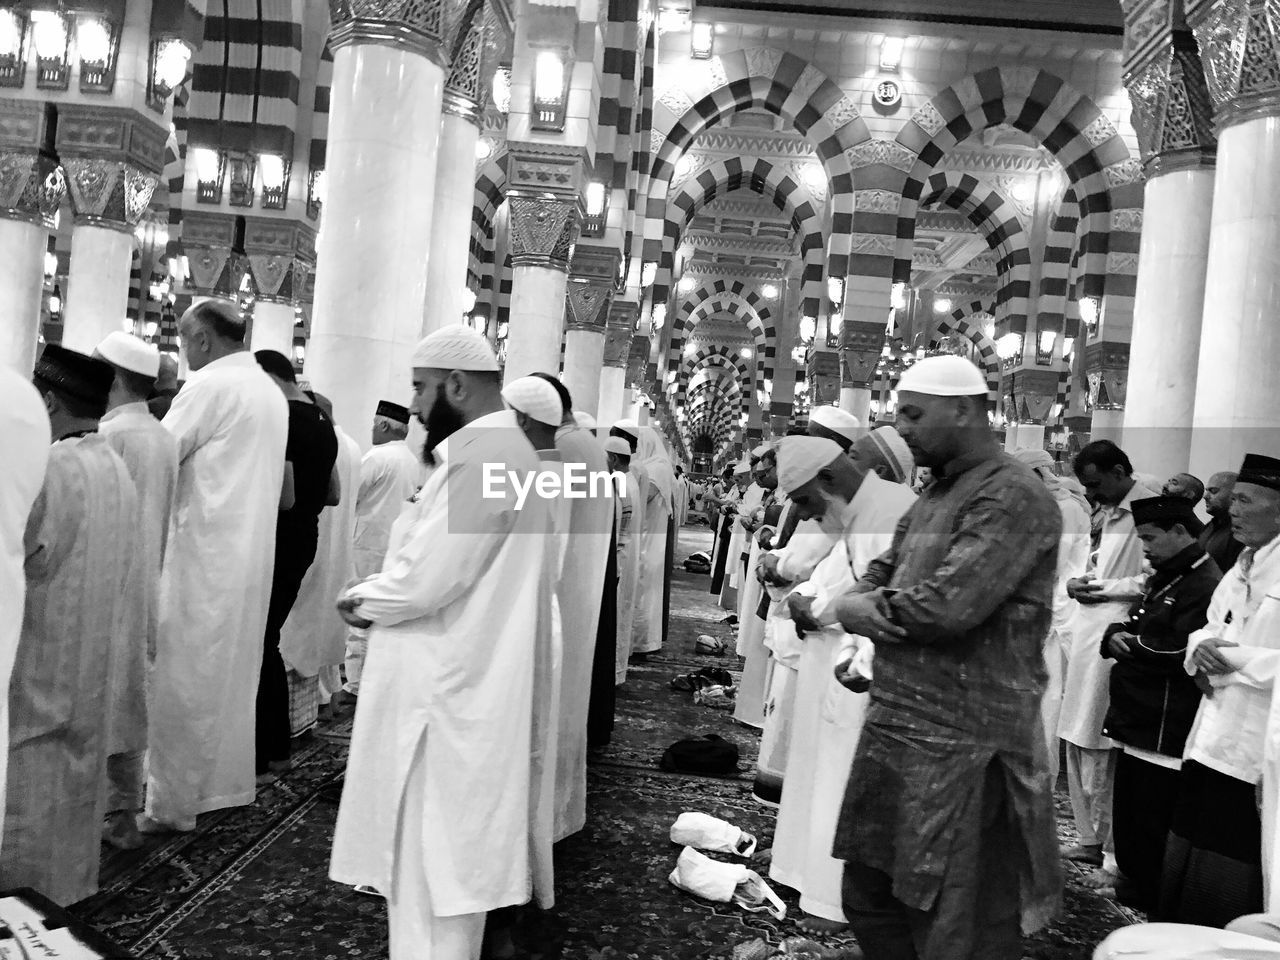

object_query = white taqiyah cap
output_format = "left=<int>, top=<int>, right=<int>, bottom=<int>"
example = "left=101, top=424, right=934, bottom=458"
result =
left=809, top=405, right=860, bottom=444
left=750, top=442, right=773, bottom=458
left=777, top=436, right=844, bottom=494
left=411, top=324, right=499, bottom=372
left=733, top=458, right=752, bottom=475
left=573, top=411, right=597, bottom=430
left=94, top=331, right=160, bottom=378
left=869, top=425, right=914, bottom=483
left=612, top=418, right=641, bottom=439
left=1014, top=446, right=1055, bottom=471
left=502, top=376, right=563, bottom=427
left=604, top=436, right=632, bottom=456
left=895, top=354, right=988, bottom=397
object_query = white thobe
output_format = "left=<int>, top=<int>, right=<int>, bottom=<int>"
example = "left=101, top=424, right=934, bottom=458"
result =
left=1058, top=479, right=1159, bottom=750
left=551, top=426, right=612, bottom=842
left=148, top=353, right=288, bottom=825
left=0, top=371, right=49, bottom=856
left=98, top=402, right=178, bottom=756
left=615, top=470, right=644, bottom=683
left=280, top=426, right=362, bottom=678
left=733, top=488, right=773, bottom=728
left=3, top=436, right=136, bottom=904
left=352, top=439, right=424, bottom=578
left=769, top=473, right=916, bottom=922
left=331, top=410, right=552, bottom=919
left=1042, top=493, right=1091, bottom=778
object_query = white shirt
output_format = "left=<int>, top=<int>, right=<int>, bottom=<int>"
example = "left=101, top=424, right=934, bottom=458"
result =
left=352, top=439, right=423, bottom=578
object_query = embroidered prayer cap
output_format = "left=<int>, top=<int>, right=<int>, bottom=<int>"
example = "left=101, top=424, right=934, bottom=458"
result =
left=502, top=376, right=564, bottom=427
left=95, top=331, right=160, bottom=378
left=1132, top=495, right=1202, bottom=532
left=376, top=400, right=410, bottom=424
left=808, top=405, right=860, bottom=445
left=733, top=458, right=752, bottom=476
left=776, top=436, right=844, bottom=495
left=33, top=344, right=115, bottom=416
left=870, top=426, right=915, bottom=483
left=611, top=418, right=641, bottom=440
left=604, top=436, right=632, bottom=456
left=573, top=411, right=597, bottom=431
left=410, top=323, right=499, bottom=372
left=1238, top=454, right=1280, bottom=492
left=895, top=355, right=988, bottom=397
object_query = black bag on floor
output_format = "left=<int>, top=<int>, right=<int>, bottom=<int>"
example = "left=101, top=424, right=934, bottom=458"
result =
left=660, top=734, right=740, bottom=777
left=683, top=551, right=711, bottom=574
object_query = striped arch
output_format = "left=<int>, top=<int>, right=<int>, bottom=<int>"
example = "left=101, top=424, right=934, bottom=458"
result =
left=669, top=280, right=775, bottom=384
left=892, top=66, right=1142, bottom=307
left=1037, top=187, right=1079, bottom=341
left=470, top=149, right=508, bottom=288
left=679, top=345, right=753, bottom=402
left=685, top=379, right=740, bottom=451
left=672, top=301, right=769, bottom=394
left=932, top=306, right=1001, bottom=402
left=645, top=47, right=871, bottom=312
left=917, top=172, right=1032, bottom=331
left=663, top=156, right=826, bottom=322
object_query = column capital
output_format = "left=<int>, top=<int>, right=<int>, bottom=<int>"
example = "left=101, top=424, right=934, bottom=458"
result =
left=328, top=0, right=473, bottom=69
left=55, top=105, right=167, bottom=229
left=625, top=334, right=650, bottom=383
left=506, top=140, right=590, bottom=200
left=1003, top=368, right=1060, bottom=424
left=840, top=320, right=887, bottom=389
left=1187, top=0, right=1280, bottom=129
left=565, top=279, right=612, bottom=332
left=1084, top=340, right=1131, bottom=411
left=603, top=303, right=637, bottom=367
left=443, top=7, right=503, bottom=126
left=508, top=194, right=579, bottom=271
left=1124, top=2, right=1217, bottom=174
left=62, top=158, right=159, bottom=230
left=0, top=98, right=66, bottom=227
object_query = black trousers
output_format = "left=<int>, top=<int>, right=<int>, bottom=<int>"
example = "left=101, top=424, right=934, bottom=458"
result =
left=587, top=527, right=619, bottom=749
left=1112, top=750, right=1181, bottom=910
left=256, top=521, right=317, bottom=773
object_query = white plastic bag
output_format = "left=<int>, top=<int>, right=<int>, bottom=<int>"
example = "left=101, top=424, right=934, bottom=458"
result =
left=670, top=812, right=757, bottom=857
left=667, top=847, right=786, bottom=920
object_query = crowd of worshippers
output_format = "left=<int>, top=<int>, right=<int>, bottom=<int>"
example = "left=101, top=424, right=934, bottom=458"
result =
left=0, top=304, right=680, bottom=950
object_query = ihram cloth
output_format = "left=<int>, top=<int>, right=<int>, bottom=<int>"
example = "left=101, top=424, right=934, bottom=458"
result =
left=833, top=449, right=1063, bottom=942
left=98, top=402, right=178, bottom=755
left=148, top=353, right=287, bottom=824
left=2, top=436, right=136, bottom=903
left=331, top=410, right=551, bottom=916
left=0, top=370, right=49, bottom=857
left=770, top=473, right=915, bottom=923
left=550, top=424, right=612, bottom=841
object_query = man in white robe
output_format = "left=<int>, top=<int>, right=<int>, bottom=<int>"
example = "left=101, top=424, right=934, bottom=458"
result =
left=2, top=347, right=136, bottom=903
left=331, top=326, right=552, bottom=960
left=0, top=367, right=49, bottom=857
left=1059, top=440, right=1158, bottom=872
left=632, top=427, right=675, bottom=656
left=344, top=401, right=423, bottom=699
left=280, top=393, right=362, bottom=718
left=608, top=437, right=644, bottom=683
left=734, top=446, right=777, bottom=729
left=93, top=332, right=179, bottom=850
left=526, top=376, right=612, bottom=842
left=145, top=300, right=288, bottom=832
left=764, top=433, right=916, bottom=932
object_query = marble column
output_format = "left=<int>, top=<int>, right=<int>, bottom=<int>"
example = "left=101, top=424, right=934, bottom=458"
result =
left=598, top=303, right=634, bottom=425
left=306, top=5, right=458, bottom=442
left=1121, top=12, right=1217, bottom=478
left=61, top=222, right=135, bottom=353
left=422, top=12, right=491, bottom=335
left=0, top=217, right=54, bottom=371
left=251, top=300, right=297, bottom=356
left=503, top=193, right=580, bottom=382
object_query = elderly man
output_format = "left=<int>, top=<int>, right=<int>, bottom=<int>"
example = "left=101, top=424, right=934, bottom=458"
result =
left=331, top=326, right=552, bottom=960
left=145, top=299, right=288, bottom=832
left=1200, top=471, right=1244, bottom=572
left=345, top=401, right=424, bottom=700
left=2, top=347, right=136, bottom=904
left=0, top=367, right=49, bottom=855
left=93, top=332, right=179, bottom=850
left=765, top=434, right=916, bottom=934
left=1158, top=454, right=1280, bottom=927
left=832, top=355, right=1062, bottom=959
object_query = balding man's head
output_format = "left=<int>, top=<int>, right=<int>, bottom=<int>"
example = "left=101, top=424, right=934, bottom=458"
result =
left=178, top=299, right=247, bottom=371
left=1206, top=471, right=1237, bottom=517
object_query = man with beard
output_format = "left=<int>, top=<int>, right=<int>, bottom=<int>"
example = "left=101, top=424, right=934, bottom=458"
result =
left=1199, top=471, right=1244, bottom=572
left=763, top=434, right=915, bottom=934
left=1163, top=473, right=1206, bottom=504
left=831, top=355, right=1062, bottom=959
left=330, top=325, right=551, bottom=960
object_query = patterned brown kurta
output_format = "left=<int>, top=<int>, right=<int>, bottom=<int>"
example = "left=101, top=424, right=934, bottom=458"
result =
left=832, top=447, right=1063, bottom=939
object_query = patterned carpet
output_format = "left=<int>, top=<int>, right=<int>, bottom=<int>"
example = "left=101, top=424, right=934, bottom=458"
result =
left=70, top=525, right=1136, bottom=959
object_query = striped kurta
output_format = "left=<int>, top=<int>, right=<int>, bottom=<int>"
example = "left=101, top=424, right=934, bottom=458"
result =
left=2, top=435, right=137, bottom=904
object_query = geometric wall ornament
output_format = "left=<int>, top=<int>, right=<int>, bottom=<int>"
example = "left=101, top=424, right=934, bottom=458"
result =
left=1191, top=0, right=1280, bottom=126
left=508, top=194, right=579, bottom=269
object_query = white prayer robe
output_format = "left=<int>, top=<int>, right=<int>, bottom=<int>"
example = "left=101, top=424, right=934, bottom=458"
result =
left=551, top=425, right=612, bottom=842
left=733, top=487, right=773, bottom=728
left=1042, top=493, right=1091, bottom=778
left=280, top=426, right=362, bottom=678
left=331, top=411, right=552, bottom=916
left=632, top=433, right=674, bottom=655
left=98, top=402, right=178, bottom=756
left=148, top=353, right=288, bottom=824
left=352, top=439, right=423, bottom=578
left=2, top=436, right=136, bottom=903
left=0, top=371, right=49, bottom=856
left=769, top=472, right=916, bottom=922
left=615, top=470, right=644, bottom=683
left=1059, top=479, right=1159, bottom=750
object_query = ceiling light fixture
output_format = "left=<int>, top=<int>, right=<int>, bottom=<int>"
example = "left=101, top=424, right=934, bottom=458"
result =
left=761, top=283, right=779, bottom=301
left=879, top=36, right=905, bottom=72
left=690, top=22, right=713, bottom=59
left=933, top=297, right=951, bottom=314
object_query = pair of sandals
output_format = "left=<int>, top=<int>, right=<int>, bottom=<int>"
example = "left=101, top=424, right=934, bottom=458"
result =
left=670, top=666, right=734, bottom=691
